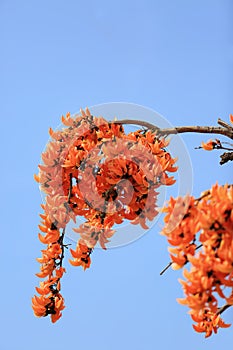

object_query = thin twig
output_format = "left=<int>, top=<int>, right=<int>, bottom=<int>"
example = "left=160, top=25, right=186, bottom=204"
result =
left=59, top=174, right=73, bottom=267
left=195, top=145, right=233, bottom=151
left=216, top=303, right=232, bottom=316
left=160, top=262, right=172, bottom=275
left=58, top=228, right=66, bottom=268
left=160, top=244, right=203, bottom=276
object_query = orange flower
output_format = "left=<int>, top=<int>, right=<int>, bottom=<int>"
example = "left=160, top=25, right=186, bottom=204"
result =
left=69, top=242, right=92, bottom=270
left=32, top=295, right=49, bottom=317
left=201, top=139, right=221, bottom=151
left=191, top=311, right=231, bottom=338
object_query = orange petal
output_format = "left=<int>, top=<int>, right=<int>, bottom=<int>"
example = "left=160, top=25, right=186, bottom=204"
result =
left=230, top=114, right=233, bottom=125
left=192, top=324, right=205, bottom=333
left=38, top=233, right=48, bottom=244
left=49, top=127, right=54, bottom=137
left=85, top=107, right=91, bottom=117
left=34, top=173, right=40, bottom=182
left=36, top=271, right=49, bottom=278
left=51, top=311, right=62, bottom=323
left=69, top=258, right=81, bottom=266
left=35, top=286, right=49, bottom=295
left=176, top=297, right=188, bottom=305
left=190, top=313, right=203, bottom=323
left=70, top=248, right=81, bottom=259
left=38, top=225, right=48, bottom=233
left=201, top=141, right=214, bottom=150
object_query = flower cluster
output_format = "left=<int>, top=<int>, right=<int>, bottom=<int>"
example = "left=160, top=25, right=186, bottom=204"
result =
left=201, top=139, right=222, bottom=151
left=33, top=108, right=177, bottom=322
left=162, top=183, right=233, bottom=337
left=201, top=115, right=233, bottom=151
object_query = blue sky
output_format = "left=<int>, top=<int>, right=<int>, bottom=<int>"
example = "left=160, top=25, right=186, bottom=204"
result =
left=1, top=1, right=232, bottom=349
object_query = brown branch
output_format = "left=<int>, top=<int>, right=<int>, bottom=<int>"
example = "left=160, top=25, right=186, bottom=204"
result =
left=220, top=152, right=233, bottom=165
left=114, top=119, right=159, bottom=131
left=217, top=118, right=233, bottom=131
left=195, top=191, right=211, bottom=202
left=160, top=126, right=233, bottom=139
left=113, top=120, right=233, bottom=140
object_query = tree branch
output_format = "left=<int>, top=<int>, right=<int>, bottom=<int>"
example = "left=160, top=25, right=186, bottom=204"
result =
left=217, top=118, right=233, bottom=131
left=220, top=152, right=233, bottom=165
left=113, top=119, right=233, bottom=140
left=113, top=119, right=159, bottom=131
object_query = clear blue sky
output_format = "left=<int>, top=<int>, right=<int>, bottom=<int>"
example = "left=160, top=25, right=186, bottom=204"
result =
left=1, top=1, right=232, bottom=349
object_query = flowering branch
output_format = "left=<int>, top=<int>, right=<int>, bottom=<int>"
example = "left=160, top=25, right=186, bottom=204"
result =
left=33, top=108, right=178, bottom=323
left=33, top=109, right=233, bottom=337
left=114, top=117, right=233, bottom=166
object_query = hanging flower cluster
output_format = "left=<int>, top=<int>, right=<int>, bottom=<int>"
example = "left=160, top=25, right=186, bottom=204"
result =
left=32, top=108, right=177, bottom=322
left=162, top=183, right=233, bottom=337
